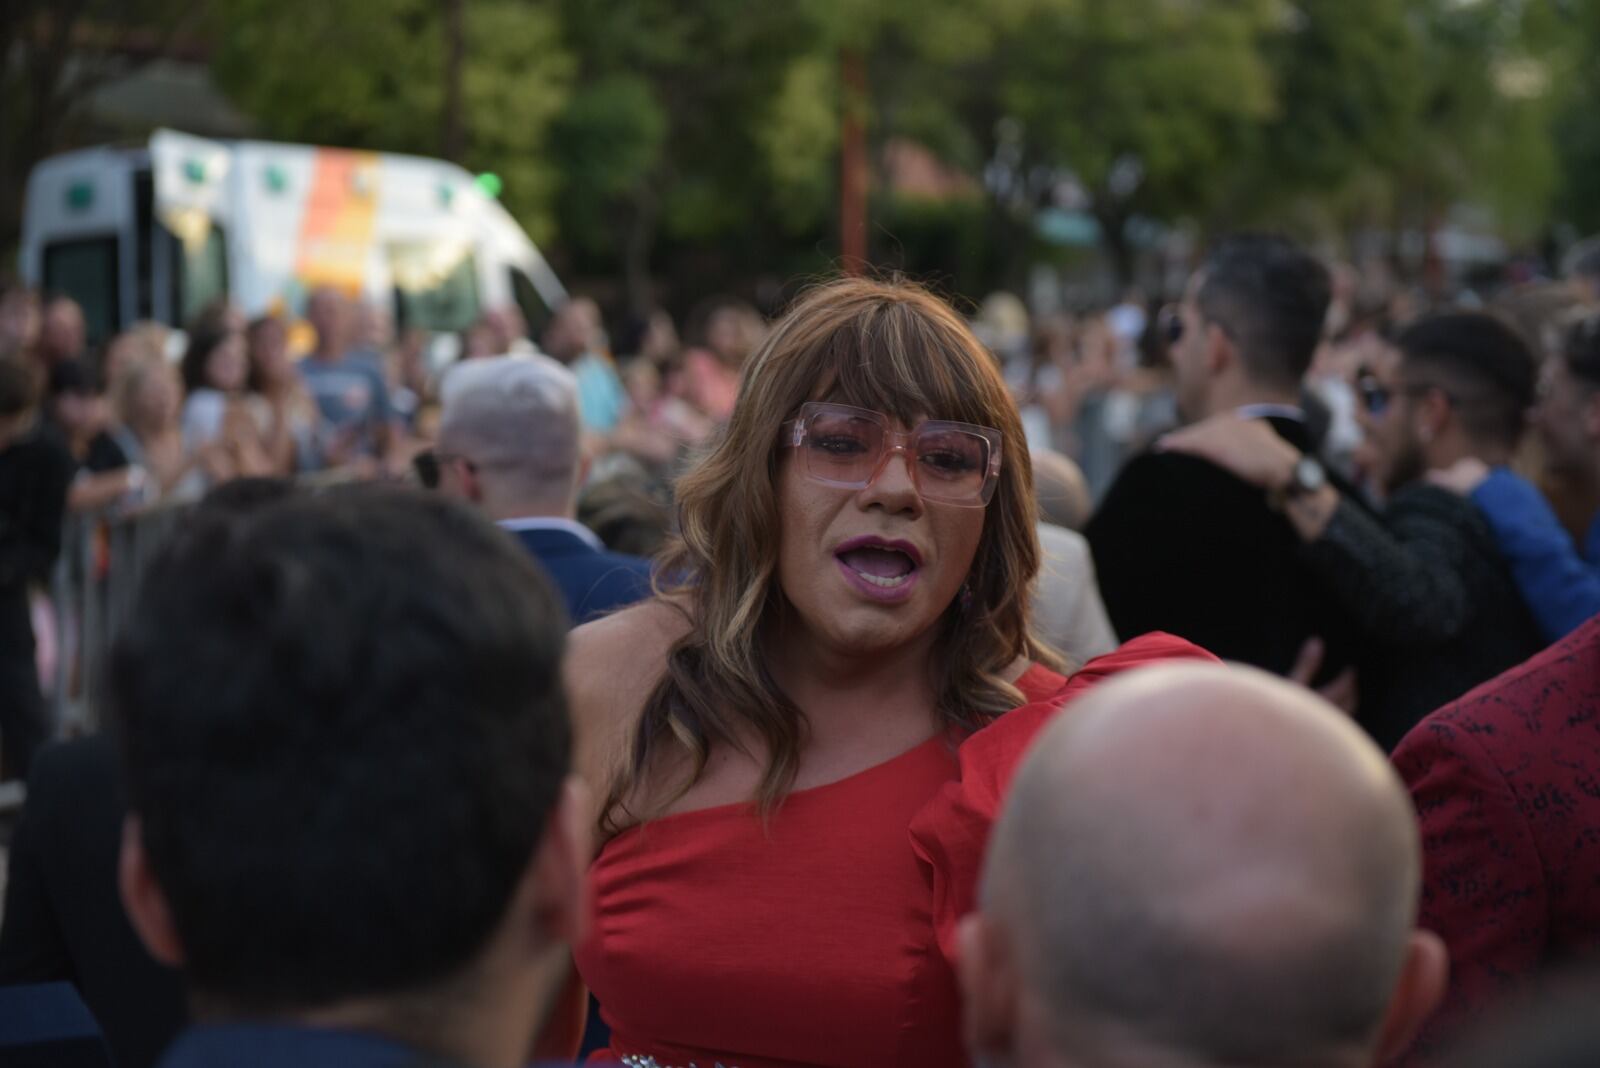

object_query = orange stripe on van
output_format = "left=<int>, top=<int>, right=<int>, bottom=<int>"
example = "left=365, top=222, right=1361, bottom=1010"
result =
left=295, top=149, right=379, bottom=295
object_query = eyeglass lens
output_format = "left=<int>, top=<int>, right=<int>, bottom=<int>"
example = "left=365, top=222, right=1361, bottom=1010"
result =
left=803, top=407, right=991, bottom=502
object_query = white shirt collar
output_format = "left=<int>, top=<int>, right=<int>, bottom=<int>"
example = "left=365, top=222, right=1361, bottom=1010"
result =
left=496, top=516, right=604, bottom=551
left=1233, top=403, right=1305, bottom=422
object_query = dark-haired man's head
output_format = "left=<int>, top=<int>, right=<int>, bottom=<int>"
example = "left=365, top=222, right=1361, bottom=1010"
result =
left=1170, top=235, right=1331, bottom=423
left=0, top=355, right=40, bottom=449
left=196, top=475, right=297, bottom=515
left=1535, top=313, right=1600, bottom=480
left=1359, top=312, right=1535, bottom=497
left=960, top=664, right=1446, bottom=1068
left=113, top=487, right=585, bottom=1068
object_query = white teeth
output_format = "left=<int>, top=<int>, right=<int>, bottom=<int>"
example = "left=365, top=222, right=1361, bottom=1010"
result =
left=851, top=569, right=911, bottom=588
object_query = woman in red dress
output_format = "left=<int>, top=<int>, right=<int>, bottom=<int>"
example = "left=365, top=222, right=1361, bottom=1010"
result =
left=567, top=278, right=1206, bottom=1068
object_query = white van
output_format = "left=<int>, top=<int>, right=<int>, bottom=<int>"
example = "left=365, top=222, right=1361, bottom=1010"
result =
left=19, top=129, right=567, bottom=345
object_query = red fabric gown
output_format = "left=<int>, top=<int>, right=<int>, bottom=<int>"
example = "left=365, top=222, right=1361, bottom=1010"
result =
left=574, top=634, right=1212, bottom=1068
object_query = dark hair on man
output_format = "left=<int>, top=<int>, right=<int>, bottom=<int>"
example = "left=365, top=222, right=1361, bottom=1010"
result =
left=1561, top=313, right=1600, bottom=390
left=196, top=475, right=296, bottom=515
left=1196, top=234, right=1332, bottom=391
left=0, top=356, right=38, bottom=417
left=111, top=486, right=571, bottom=1010
left=178, top=319, right=234, bottom=394
left=1395, top=312, right=1537, bottom=450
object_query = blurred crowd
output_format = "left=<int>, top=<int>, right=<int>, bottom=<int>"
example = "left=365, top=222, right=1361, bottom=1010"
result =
left=0, top=282, right=778, bottom=526
left=4, top=235, right=1600, bottom=1068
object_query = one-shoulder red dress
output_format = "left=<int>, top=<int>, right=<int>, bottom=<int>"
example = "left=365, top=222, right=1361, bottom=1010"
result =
left=574, top=634, right=1212, bottom=1068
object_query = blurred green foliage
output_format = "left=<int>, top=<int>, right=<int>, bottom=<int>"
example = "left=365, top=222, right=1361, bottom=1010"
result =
left=11, top=0, right=1593, bottom=303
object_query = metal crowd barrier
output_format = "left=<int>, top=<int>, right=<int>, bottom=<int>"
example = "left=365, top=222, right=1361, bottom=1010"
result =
left=48, top=498, right=197, bottom=737
left=44, top=470, right=363, bottom=738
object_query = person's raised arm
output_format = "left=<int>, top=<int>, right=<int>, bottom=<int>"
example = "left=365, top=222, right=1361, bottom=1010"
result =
left=1161, top=415, right=1471, bottom=645
left=1433, top=462, right=1600, bottom=641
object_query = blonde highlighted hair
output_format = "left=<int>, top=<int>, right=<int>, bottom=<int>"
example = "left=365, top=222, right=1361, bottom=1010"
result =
left=603, top=277, right=1055, bottom=832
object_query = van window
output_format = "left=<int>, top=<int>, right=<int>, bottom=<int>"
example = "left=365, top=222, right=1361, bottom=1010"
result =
left=43, top=236, right=119, bottom=345
left=134, top=168, right=156, bottom=320
left=176, top=224, right=229, bottom=326
left=392, top=243, right=480, bottom=332
left=509, top=266, right=554, bottom=341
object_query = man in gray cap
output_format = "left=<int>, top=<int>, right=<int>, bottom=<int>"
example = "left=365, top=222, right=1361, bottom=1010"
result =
left=959, top=663, right=1447, bottom=1068
left=436, top=355, right=651, bottom=625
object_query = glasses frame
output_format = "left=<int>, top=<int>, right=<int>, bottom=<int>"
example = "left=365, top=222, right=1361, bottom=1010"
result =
left=779, top=401, right=1004, bottom=507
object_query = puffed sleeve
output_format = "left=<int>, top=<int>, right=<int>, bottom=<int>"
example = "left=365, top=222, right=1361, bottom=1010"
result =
left=909, top=633, right=1217, bottom=962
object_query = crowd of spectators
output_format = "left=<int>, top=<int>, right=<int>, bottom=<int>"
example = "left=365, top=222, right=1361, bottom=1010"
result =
left=0, top=236, right=1599, bottom=1068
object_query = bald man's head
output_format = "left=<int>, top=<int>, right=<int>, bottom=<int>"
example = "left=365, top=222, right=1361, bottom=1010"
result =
left=961, top=664, right=1445, bottom=1068
left=1031, top=449, right=1091, bottom=531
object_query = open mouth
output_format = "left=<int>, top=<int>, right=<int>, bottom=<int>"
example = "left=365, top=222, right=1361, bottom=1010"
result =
left=833, top=537, right=923, bottom=598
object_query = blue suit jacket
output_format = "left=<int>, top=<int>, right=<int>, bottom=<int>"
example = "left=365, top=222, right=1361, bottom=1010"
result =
left=157, top=1025, right=432, bottom=1068
left=510, top=526, right=652, bottom=627
left=156, top=1023, right=577, bottom=1068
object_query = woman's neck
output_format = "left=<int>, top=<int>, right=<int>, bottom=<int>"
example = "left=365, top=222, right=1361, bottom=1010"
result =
left=762, top=614, right=943, bottom=740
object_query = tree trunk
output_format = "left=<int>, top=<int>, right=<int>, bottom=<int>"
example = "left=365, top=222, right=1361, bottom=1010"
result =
left=1097, top=205, right=1136, bottom=290
left=622, top=184, right=658, bottom=314
left=839, top=48, right=868, bottom=275
left=440, top=0, right=466, bottom=163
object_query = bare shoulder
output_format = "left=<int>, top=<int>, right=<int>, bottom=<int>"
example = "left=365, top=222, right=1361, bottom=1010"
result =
left=565, top=597, right=692, bottom=781
left=567, top=597, right=691, bottom=693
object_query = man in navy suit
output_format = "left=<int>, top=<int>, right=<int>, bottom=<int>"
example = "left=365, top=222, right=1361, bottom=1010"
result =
left=114, top=489, right=589, bottom=1068
left=436, top=355, right=652, bottom=626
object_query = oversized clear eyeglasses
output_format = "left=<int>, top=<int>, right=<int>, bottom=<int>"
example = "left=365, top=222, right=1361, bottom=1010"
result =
left=779, top=401, right=1003, bottom=507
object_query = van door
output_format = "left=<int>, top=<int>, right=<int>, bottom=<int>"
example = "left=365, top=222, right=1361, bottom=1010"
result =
left=21, top=147, right=140, bottom=345
left=148, top=129, right=234, bottom=324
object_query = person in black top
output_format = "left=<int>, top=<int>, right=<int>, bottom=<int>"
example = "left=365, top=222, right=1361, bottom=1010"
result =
left=1161, top=312, right=1546, bottom=748
left=1086, top=235, right=1364, bottom=686
left=0, top=355, right=74, bottom=781
left=0, top=735, right=185, bottom=1068
left=0, top=480, right=295, bottom=1068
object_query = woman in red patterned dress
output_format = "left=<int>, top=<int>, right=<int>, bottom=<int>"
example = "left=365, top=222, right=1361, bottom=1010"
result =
left=566, top=278, right=1207, bottom=1068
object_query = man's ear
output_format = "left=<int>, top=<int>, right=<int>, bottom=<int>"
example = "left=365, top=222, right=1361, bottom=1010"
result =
left=527, top=776, right=592, bottom=951
left=1373, top=929, right=1449, bottom=1065
left=1205, top=322, right=1235, bottom=378
left=957, top=912, right=1020, bottom=1061
left=118, top=816, right=186, bottom=969
left=1415, top=388, right=1452, bottom=443
left=460, top=460, right=485, bottom=505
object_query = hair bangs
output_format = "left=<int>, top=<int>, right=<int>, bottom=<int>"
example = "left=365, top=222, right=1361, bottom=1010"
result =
left=809, top=301, right=1004, bottom=429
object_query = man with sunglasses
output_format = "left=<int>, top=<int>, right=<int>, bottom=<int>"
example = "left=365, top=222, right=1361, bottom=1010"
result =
left=1160, top=311, right=1545, bottom=750
left=1086, top=235, right=1367, bottom=692
left=433, top=355, right=652, bottom=626
left=1430, top=313, right=1600, bottom=642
